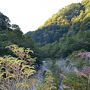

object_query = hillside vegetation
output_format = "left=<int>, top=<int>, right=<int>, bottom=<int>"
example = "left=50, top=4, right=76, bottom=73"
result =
left=27, top=0, right=90, bottom=58
left=0, top=0, right=90, bottom=90
left=0, top=11, right=57, bottom=90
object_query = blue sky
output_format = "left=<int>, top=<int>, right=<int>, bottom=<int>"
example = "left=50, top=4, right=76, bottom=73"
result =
left=0, top=0, right=81, bottom=33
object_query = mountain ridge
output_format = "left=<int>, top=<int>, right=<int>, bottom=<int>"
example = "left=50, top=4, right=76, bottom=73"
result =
left=26, top=0, right=90, bottom=58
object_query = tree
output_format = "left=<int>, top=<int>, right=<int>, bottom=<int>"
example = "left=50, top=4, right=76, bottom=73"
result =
left=38, top=70, right=57, bottom=90
left=0, top=12, right=10, bottom=29
left=12, top=24, right=23, bottom=35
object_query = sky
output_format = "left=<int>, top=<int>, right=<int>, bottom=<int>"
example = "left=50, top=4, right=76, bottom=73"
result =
left=0, top=0, right=81, bottom=33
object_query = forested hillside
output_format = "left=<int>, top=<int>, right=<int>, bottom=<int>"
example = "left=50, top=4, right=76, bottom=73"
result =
left=27, top=0, right=90, bottom=58
left=0, top=0, right=90, bottom=90
left=0, top=12, right=39, bottom=89
left=0, top=13, right=36, bottom=50
left=0, top=11, right=57, bottom=90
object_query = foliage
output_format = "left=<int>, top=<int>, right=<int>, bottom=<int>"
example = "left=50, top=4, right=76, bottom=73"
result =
left=0, top=55, right=36, bottom=89
left=63, top=73, right=88, bottom=90
left=26, top=0, right=90, bottom=59
left=0, top=12, right=10, bottom=30
left=68, top=50, right=90, bottom=69
left=0, top=0, right=90, bottom=90
left=27, top=3, right=84, bottom=46
left=6, top=44, right=35, bottom=63
left=38, top=70, right=57, bottom=90
left=64, top=50, right=90, bottom=90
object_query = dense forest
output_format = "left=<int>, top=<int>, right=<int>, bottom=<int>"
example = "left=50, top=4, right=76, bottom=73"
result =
left=0, top=0, right=90, bottom=90
left=27, top=0, right=90, bottom=58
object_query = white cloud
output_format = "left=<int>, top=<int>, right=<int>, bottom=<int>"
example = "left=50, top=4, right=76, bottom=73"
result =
left=0, top=0, right=81, bottom=33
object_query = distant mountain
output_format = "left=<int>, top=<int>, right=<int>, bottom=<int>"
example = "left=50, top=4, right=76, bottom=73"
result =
left=26, top=0, right=90, bottom=58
